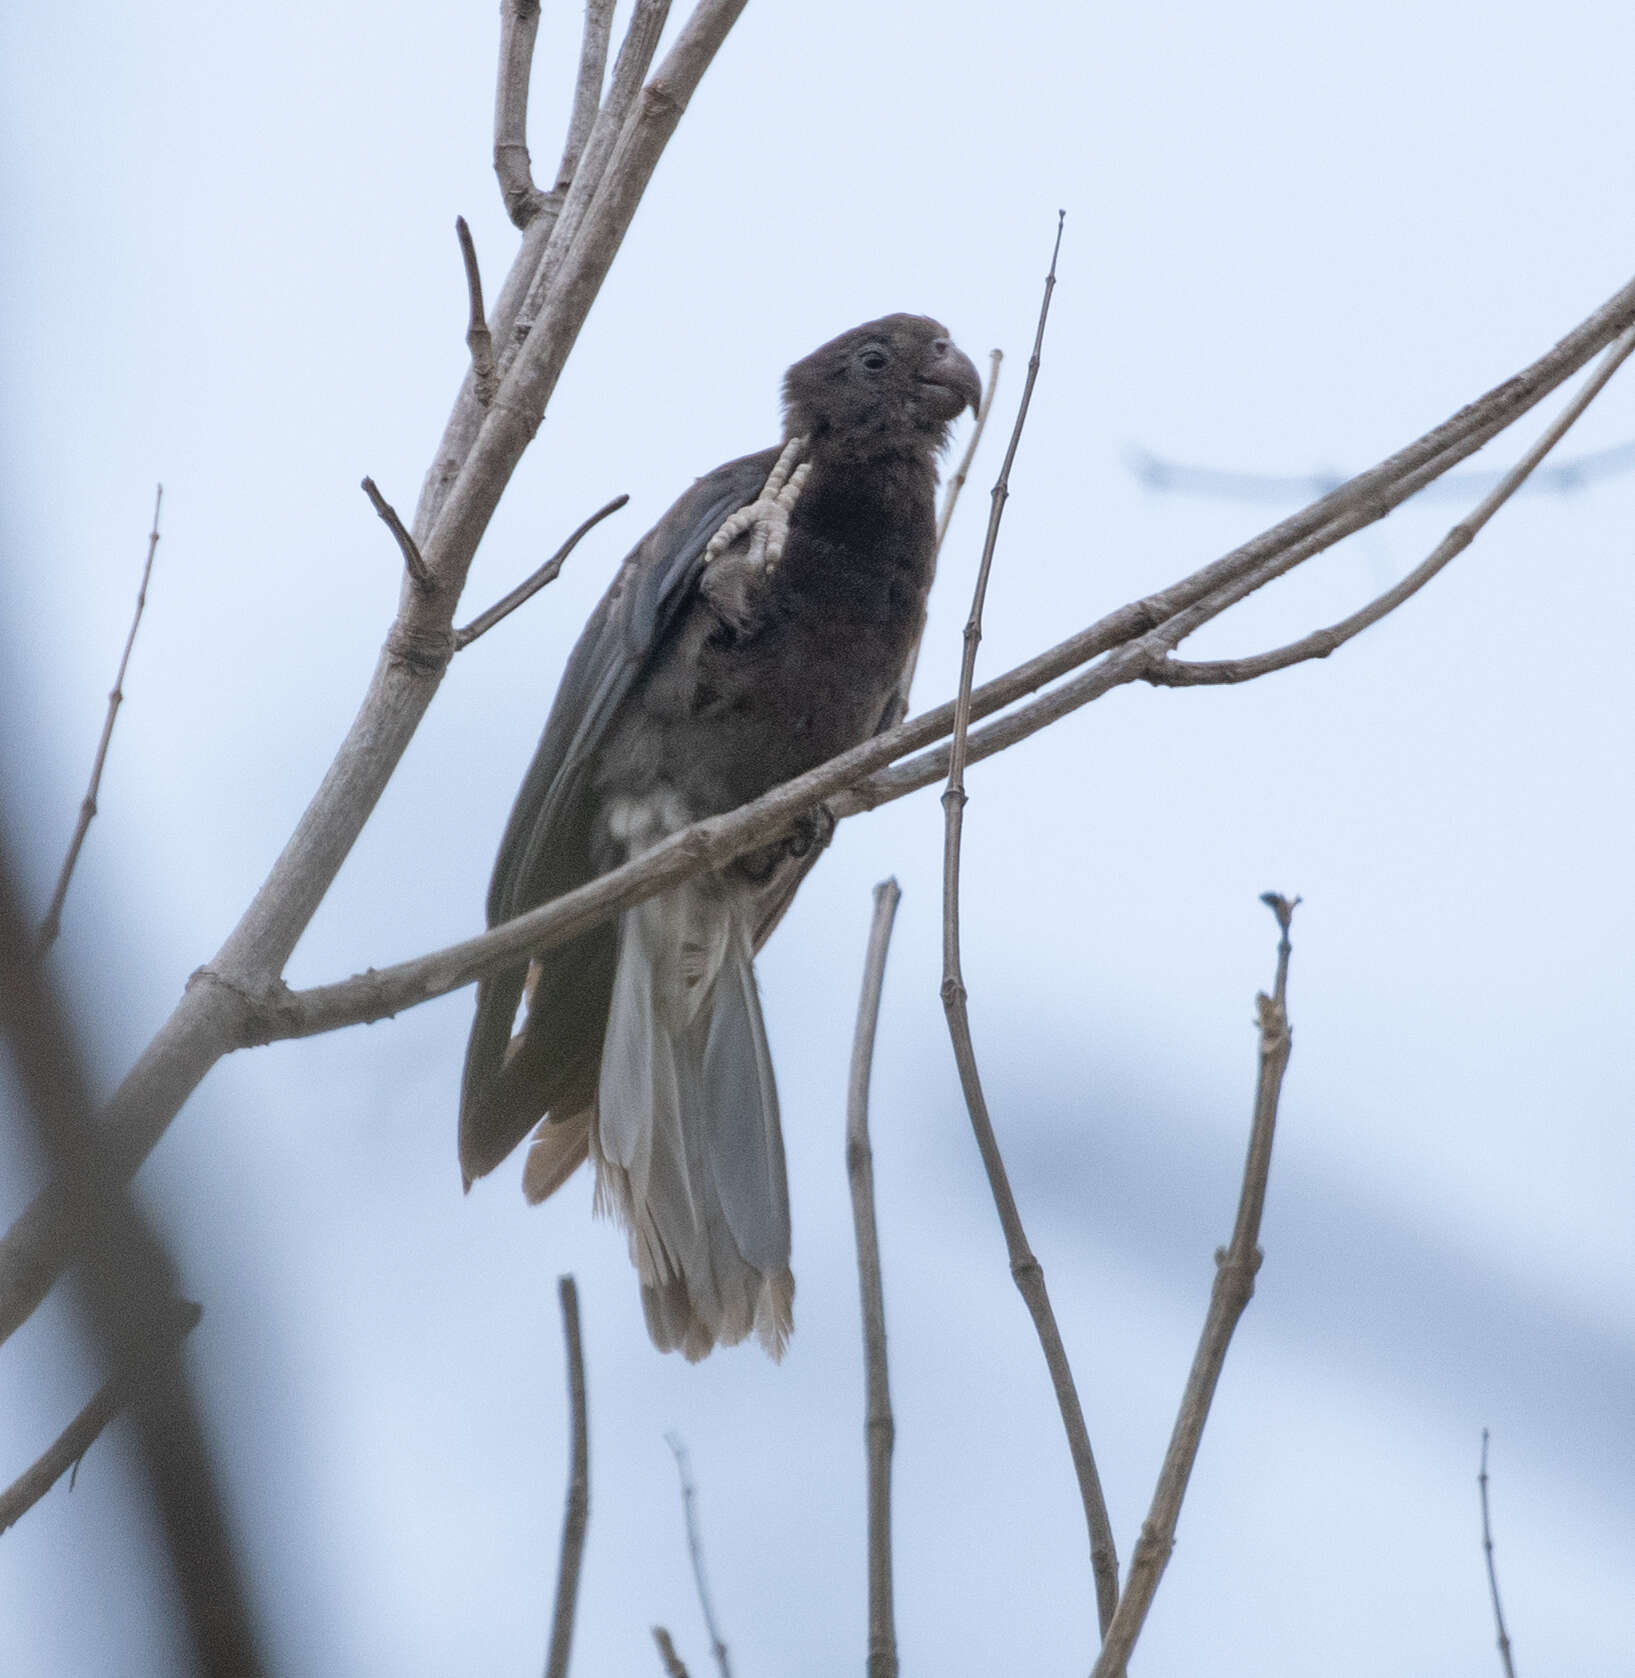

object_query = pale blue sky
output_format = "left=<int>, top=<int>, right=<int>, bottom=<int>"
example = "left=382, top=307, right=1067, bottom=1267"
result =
left=3, top=2, right=1632, bottom=1674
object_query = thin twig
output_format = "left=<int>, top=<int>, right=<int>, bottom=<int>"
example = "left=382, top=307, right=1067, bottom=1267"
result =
left=665, top=1435, right=733, bottom=1678
left=1, top=258, right=1630, bottom=1358
left=847, top=879, right=902, bottom=1678
left=494, top=0, right=548, bottom=227
left=0, top=846, right=263, bottom=1672
left=937, top=348, right=1004, bottom=555
left=555, top=0, right=616, bottom=194
left=1090, top=894, right=1300, bottom=1678
left=940, top=215, right=1120, bottom=1642
left=455, top=493, right=629, bottom=650
left=361, top=476, right=434, bottom=594
left=884, top=347, right=1004, bottom=726
left=37, top=484, right=163, bottom=954
left=0, top=1298, right=202, bottom=1534
left=1148, top=321, right=1635, bottom=689
left=652, top=1627, right=693, bottom=1678
left=1479, top=1430, right=1519, bottom=1678
left=455, top=217, right=499, bottom=405
left=543, top=1275, right=590, bottom=1678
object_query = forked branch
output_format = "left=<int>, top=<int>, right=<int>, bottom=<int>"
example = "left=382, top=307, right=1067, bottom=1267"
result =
left=1089, top=893, right=1299, bottom=1678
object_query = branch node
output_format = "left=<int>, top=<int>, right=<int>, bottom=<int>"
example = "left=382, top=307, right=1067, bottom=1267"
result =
left=454, top=217, right=499, bottom=405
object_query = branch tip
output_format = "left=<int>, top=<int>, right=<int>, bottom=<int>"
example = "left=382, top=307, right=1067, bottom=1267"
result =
left=361, top=477, right=434, bottom=594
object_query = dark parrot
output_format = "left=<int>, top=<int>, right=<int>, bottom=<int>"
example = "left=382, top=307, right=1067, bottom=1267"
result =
left=459, top=315, right=982, bottom=1359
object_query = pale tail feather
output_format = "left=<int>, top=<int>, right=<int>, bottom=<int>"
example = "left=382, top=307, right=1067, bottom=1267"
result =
left=594, top=883, right=794, bottom=1360
left=521, top=1110, right=591, bottom=1205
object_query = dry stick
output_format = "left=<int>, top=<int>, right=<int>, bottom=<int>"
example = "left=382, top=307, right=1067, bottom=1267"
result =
left=0, top=1298, right=201, bottom=1535
left=0, top=0, right=748, bottom=1357
left=0, top=261, right=1628, bottom=1362
left=360, top=476, right=433, bottom=593
left=847, top=878, right=904, bottom=1678
left=1149, top=321, right=1635, bottom=688
left=1479, top=1430, right=1519, bottom=1678
left=941, top=216, right=1121, bottom=1641
left=557, top=0, right=616, bottom=193
left=36, top=485, right=163, bottom=954
left=1089, top=894, right=1300, bottom=1678
left=455, top=492, right=630, bottom=649
left=885, top=347, right=1005, bottom=728
left=0, top=849, right=264, bottom=1673
left=455, top=216, right=499, bottom=405
left=652, top=1627, right=693, bottom=1678
left=543, top=1275, right=590, bottom=1678
left=494, top=0, right=549, bottom=227
left=665, top=1434, right=733, bottom=1678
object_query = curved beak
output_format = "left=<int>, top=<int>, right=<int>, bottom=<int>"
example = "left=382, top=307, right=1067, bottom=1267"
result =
left=919, top=339, right=983, bottom=419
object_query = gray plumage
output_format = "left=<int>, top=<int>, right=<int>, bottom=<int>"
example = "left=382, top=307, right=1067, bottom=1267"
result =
left=459, top=314, right=982, bottom=1359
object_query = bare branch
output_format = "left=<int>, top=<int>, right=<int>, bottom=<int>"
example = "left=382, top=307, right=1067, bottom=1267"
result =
left=847, top=878, right=902, bottom=1678
left=0, top=846, right=263, bottom=1673
left=455, top=492, right=629, bottom=650
left=652, top=1627, right=693, bottom=1678
left=1090, top=894, right=1300, bottom=1678
left=0, top=1297, right=201, bottom=1535
left=1, top=260, right=1630, bottom=1357
left=455, top=216, right=499, bottom=405
left=556, top=0, right=616, bottom=194
left=360, top=475, right=434, bottom=594
left=1479, top=1429, right=1520, bottom=1678
left=544, top=1275, right=589, bottom=1678
left=940, top=216, right=1120, bottom=1643
left=37, top=484, right=163, bottom=954
left=1148, top=321, right=1635, bottom=689
left=494, top=0, right=548, bottom=228
left=665, top=1434, right=733, bottom=1678
left=936, top=348, right=1003, bottom=555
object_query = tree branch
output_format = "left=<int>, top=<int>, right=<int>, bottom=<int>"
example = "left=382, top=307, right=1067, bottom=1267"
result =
left=494, top=0, right=548, bottom=228
left=652, top=1626, right=693, bottom=1678
left=543, top=1275, right=589, bottom=1678
left=0, top=0, right=749, bottom=1356
left=455, top=216, right=499, bottom=405
left=1089, top=893, right=1300, bottom=1678
left=454, top=492, right=629, bottom=650
left=361, top=475, right=434, bottom=593
left=555, top=0, right=616, bottom=196
left=847, top=878, right=902, bottom=1678
left=665, top=1434, right=733, bottom=1678
left=1147, top=321, right=1635, bottom=689
left=1479, top=1429, right=1519, bottom=1678
left=939, top=214, right=1121, bottom=1642
left=0, top=1297, right=201, bottom=1535
left=36, top=484, right=163, bottom=954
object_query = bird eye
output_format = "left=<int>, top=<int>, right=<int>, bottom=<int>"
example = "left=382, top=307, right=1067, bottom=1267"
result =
left=858, top=347, right=889, bottom=372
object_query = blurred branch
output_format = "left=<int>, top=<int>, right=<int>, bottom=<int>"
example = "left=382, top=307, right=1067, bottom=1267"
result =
left=1090, top=893, right=1300, bottom=1678
left=36, top=484, right=162, bottom=954
left=543, top=1275, right=589, bottom=1678
left=0, top=1298, right=201, bottom=1535
left=1147, top=322, right=1635, bottom=688
left=0, top=842, right=263, bottom=1672
left=455, top=493, right=629, bottom=649
left=847, top=878, right=902, bottom=1678
left=652, top=1627, right=693, bottom=1678
left=665, top=1434, right=732, bottom=1678
left=1127, top=435, right=1635, bottom=504
left=455, top=216, right=499, bottom=405
left=1479, top=1429, right=1519, bottom=1678
left=939, top=212, right=1120, bottom=1643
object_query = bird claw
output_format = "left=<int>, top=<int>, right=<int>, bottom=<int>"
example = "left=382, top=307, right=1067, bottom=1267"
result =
left=785, top=805, right=834, bottom=860
left=702, top=437, right=812, bottom=586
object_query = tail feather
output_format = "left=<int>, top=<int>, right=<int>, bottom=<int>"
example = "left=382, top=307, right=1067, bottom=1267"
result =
left=594, top=882, right=794, bottom=1360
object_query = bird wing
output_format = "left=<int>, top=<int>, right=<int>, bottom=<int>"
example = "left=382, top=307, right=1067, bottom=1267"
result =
left=459, top=446, right=782, bottom=1183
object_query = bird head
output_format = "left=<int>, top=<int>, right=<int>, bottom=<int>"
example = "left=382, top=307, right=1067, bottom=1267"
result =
left=782, top=314, right=982, bottom=462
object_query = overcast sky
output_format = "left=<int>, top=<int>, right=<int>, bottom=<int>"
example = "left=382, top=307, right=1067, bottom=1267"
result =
left=3, top=2, right=1632, bottom=1675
